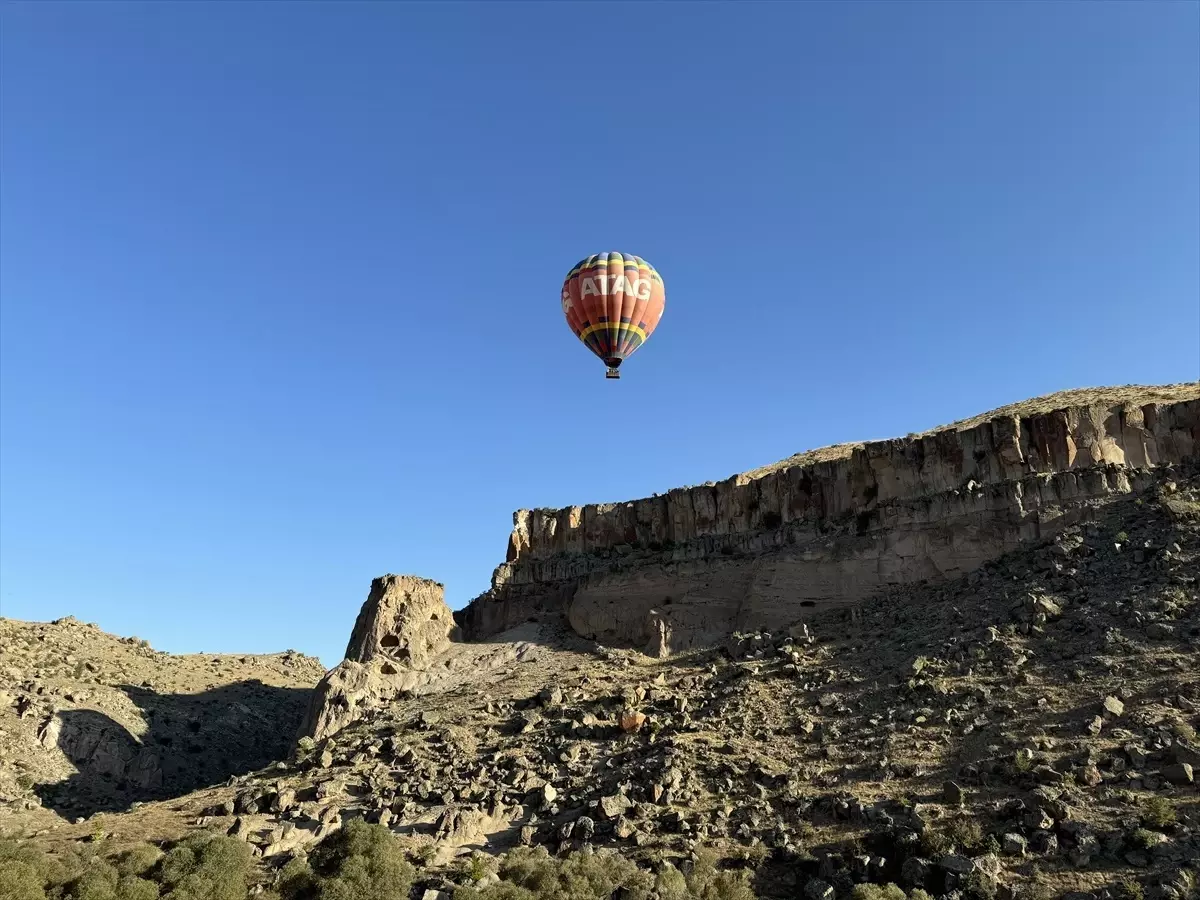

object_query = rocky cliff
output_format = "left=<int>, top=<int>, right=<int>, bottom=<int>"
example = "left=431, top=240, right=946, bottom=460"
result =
left=456, top=384, right=1200, bottom=653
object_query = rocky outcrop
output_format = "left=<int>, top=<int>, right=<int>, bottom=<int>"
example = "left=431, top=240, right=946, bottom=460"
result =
left=299, top=575, right=458, bottom=743
left=457, top=385, right=1200, bottom=653
left=344, top=574, right=455, bottom=667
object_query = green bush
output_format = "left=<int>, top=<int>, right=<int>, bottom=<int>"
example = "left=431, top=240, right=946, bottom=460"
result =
left=655, top=848, right=756, bottom=900
left=114, top=876, right=161, bottom=900
left=0, top=838, right=56, bottom=900
left=946, top=819, right=985, bottom=854
left=962, top=871, right=998, bottom=900
left=851, top=886, right=906, bottom=900
left=275, top=856, right=319, bottom=900
left=115, top=844, right=163, bottom=879
left=64, top=865, right=159, bottom=900
left=0, top=858, right=49, bottom=900
left=156, top=832, right=254, bottom=900
left=1129, top=829, right=1162, bottom=852
left=446, top=844, right=753, bottom=900
left=918, top=828, right=953, bottom=858
left=456, top=846, right=653, bottom=900
left=62, top=858, right=119, bottom=900
left=1141, top=796, right=1176, bottom=828
left=303, top=819, right=415, bottom=900
left=5, top=829, right=767, bottom=900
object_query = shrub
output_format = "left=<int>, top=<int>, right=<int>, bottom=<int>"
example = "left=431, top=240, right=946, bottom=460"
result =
left=918, top=828, right=953, bottom=858
left=0, top=838, right=59, bottom=900
left=1012, top=750, right=1033, bottom=774
left=851, top=885, right=906, bottom=900
left=66, top=871, right=160, bottom=900
left=306, top=819, right=416, bottom=900
left=115, top=844, right=162, bottom=878
left=658, top=848, right=756, bottom=900
left=962, top=871, right=998, bottom=900
left=275, top=855, right=320, bottom=900
left=0, top=859, right=48, bottom=900
left=62, top=858, right=119, bottom=900
left=155, top=831, right=254, bottom=900
left=462, top=853, right=495, bottom=883
left=1142, top=796, right=1176, bottom=828
left=947, top=818, right=985, bottom=853
left=1129, top=829, right=1162, bottom=852
left=456, top=845, right=653, bottom=900
left=158, top=845, right=198, bottom=888
left=113, top=877, right=160, bottom=900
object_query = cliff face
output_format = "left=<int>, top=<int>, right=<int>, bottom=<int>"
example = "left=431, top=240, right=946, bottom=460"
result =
left=456, top=385, right=1200, bottom=653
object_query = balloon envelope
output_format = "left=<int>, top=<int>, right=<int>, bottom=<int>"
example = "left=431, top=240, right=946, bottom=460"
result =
left=561, top=252, right=665, bottom=377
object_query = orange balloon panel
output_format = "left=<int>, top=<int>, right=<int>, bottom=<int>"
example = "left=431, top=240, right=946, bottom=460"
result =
left=561, top=252, right=665, bottom=374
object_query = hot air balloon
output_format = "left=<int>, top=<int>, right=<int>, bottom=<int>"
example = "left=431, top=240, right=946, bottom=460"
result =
left=561, top=252, right=665, bottom=379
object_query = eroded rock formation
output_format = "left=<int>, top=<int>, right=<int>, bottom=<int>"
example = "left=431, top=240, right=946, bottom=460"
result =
left=457, top=385, right=1200, bottom=654
left=344, top=574, right=455, bottom=668
left=299, top=575, right=457, bottom=743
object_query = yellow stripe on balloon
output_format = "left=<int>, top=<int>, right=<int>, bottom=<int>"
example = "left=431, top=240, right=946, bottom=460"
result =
left=578, top=322, right=648, bottom=341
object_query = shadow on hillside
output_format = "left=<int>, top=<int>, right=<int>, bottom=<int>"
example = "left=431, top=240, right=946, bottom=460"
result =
left=34, top=680, right=313, bottom=818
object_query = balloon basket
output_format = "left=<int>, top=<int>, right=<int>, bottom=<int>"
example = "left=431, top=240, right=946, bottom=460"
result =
left=605, top=367, right=621, bottom=380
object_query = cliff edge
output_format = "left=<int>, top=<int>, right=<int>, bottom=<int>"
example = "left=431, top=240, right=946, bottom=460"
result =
left=456, top=383, right=1200, bottom=653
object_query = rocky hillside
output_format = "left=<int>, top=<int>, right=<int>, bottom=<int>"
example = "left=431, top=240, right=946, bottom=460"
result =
left=0, top=383, right=1197, bottom=900
left=3, top=458, right=1197, bottom=900
left=0, top=616, right=325, bottom=824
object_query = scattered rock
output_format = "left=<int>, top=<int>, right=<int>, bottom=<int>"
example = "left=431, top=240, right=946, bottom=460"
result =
left=619, top=710, right=646, bottom=733
left=942, top=780, right=964, bottom=805
left=1161, top=762, right=1193, bottom=785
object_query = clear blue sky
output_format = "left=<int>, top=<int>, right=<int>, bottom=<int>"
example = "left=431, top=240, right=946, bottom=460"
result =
left=2, top=1, right=1197, bottom=669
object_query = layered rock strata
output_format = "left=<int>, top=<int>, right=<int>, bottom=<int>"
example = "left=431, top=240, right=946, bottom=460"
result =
left=456, top=386, right=1200, bottom=653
